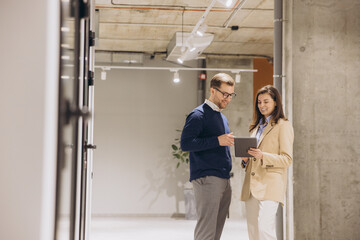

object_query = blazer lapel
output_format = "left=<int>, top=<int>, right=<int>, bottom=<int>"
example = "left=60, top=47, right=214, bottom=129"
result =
left=257, top=121, right=274, bottom=148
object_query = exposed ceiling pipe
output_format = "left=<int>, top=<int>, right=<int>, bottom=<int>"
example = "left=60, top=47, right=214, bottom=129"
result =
left=223, top=0, right=250, bottom=27
left=190, top=0, right=217, bottom=35
left=94, top=65, right=257, bottom=73
left=96, top=5, right=233, bottom=12
left=273, top=0, right=283, bottom=93
left=99, top=22, right=226, bottom=29
left=105, top=0, right=242, bottom=12
left=96, top=4, right=269, bottom=13
left=98, top=22, right=273, bottom=29
left=274, top=1, right=284, bottom=237
left=204, top=52, right=273, bottom=62
left=94, top=50, right=273, bottom=62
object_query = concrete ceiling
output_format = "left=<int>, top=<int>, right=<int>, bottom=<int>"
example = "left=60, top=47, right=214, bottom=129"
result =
left=94, top=0, right=274, bottom=59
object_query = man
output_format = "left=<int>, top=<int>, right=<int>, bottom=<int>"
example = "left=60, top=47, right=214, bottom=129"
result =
left=181, top=73, right=236, bottom=240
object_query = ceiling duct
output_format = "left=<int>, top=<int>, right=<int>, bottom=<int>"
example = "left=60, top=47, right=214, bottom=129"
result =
left=166, top=32, right=214, bottom=62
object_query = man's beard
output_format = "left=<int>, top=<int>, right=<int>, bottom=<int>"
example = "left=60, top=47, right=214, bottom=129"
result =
left=220, top=99, right=229, bottom=109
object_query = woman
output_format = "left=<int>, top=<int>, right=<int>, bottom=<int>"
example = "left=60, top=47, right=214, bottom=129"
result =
left=241, top=85, right=294, bottom=240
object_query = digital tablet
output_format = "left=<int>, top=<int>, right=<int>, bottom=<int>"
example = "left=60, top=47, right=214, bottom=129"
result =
left=234, top=137, right=257, bottom=157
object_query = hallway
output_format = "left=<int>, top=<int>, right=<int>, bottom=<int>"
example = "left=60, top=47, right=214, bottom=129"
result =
left=2, top=0, right=360, bottom=239
left=90, top=217, right=249, bottom=240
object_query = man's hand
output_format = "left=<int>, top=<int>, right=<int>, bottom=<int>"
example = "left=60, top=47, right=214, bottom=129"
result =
left=218, top=132, right=235, bottom=146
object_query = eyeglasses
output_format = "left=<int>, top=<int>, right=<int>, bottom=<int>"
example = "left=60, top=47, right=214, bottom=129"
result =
left=214, top=88, right=236, bottom=99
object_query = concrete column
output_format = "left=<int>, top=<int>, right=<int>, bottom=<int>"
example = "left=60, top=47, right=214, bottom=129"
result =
left=284, top=0, right=360, bottom=239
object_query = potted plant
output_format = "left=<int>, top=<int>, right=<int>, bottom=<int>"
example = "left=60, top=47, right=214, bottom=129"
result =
left=171, top=130, right=189, bottom=169
left=171, top=130, right=197, bottom=220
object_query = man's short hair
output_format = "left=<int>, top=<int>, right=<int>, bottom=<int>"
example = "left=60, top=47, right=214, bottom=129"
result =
left=210, top=73, right=235, bottom=88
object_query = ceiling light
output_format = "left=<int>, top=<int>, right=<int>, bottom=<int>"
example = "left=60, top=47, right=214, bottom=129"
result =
left=217, top=0, right=233, bottom=7
left=235, top=73, right=241, bottom=83
left=196, top=24, right=208, bottom=37
left=173, top=71, right=180, bottom=83
left=101, top=71, right=107, bottom=80
left=167, top=32, right=214, bottom=62
left=177, top=58, right=184, bottom=64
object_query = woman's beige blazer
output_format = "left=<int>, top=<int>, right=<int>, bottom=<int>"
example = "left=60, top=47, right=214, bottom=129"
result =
left=240, top=118, right=294, bottom=205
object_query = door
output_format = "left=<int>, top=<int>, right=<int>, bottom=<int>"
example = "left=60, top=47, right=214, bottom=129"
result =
left=54, top=0, right=95, bottom=239
left=78, top=0, right=96, bottom=239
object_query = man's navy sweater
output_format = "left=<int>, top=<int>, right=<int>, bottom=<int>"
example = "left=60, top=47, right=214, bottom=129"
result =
left=181, top=103, right=232, bottom=181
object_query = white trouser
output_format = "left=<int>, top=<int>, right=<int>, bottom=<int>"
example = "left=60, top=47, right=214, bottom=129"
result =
left=245, top=194, right=279, bottom=240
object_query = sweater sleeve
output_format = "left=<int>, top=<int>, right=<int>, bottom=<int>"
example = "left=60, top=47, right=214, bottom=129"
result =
left=180, top=111, right=220, bottom=152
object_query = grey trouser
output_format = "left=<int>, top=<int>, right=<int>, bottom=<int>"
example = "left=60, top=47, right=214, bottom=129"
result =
left=192, top=176, right=232, bottom=240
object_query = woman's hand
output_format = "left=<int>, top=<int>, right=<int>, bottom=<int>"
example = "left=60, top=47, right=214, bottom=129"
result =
left=248, top=148, right=263, bottom=160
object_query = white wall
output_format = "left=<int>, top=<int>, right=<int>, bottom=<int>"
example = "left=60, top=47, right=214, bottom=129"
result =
left=92, top=57, right=199, bottom=216
left=92, top=56, right=253, bottom=219
left=0, top=0, right=58, bottom=239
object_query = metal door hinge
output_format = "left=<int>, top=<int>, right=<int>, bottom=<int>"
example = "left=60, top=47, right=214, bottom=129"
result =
left=88, top=71, right=94, bottom=86
left=89, top=31, right=96, bottom=47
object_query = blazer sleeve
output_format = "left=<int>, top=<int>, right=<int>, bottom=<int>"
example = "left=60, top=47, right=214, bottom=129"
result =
left=261, top=120, right=294, bottom=169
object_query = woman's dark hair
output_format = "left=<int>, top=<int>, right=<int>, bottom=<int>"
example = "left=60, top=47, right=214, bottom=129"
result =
left=249, top=85, right=287, bottom=132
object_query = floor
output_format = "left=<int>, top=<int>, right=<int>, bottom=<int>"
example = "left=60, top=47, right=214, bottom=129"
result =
left=90, top=217, right=249, bottom=240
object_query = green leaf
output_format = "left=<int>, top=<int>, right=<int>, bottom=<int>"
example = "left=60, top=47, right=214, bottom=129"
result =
left=176, top=162, right=180, bottom=168
left=176, top=129, right=182, bottom=132
left=174, top=153, right=181, bottom=159
left=183, top=152, right=189, bottom=157
left=171, top=144, right=178, bottom=150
